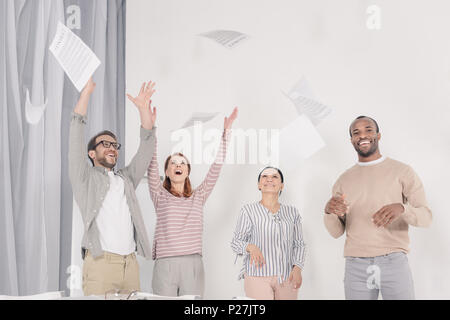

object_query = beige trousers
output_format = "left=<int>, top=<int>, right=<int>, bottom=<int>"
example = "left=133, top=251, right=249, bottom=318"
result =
left=82, top=250, right=140, bottom=296
left=244, top=275, right=299, bottom=300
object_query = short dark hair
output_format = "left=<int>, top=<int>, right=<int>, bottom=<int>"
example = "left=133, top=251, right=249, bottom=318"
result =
left=349, top=116, right=380, bottom=137
left=87, top=130, right=117, bottom=166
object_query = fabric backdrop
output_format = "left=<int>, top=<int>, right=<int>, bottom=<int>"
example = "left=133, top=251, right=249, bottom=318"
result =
left=0, top=0, right=126, bottom=296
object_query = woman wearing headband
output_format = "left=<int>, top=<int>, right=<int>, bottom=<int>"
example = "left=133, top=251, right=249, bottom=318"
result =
left=231, top=167, right=306, bottom=300
left=147, top=107, right=238, bottom=297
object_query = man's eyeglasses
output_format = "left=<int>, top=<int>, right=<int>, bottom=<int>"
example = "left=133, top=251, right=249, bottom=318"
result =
left=94, top=140, right=121, bottom=150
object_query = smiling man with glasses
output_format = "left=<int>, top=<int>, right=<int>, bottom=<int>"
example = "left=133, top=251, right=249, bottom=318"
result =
left=69, top=77, right=157, bottom=296
left=87, top=132, right=122, bottom=168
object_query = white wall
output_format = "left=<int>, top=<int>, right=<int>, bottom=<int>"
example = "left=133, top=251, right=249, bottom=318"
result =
left=118, top=0, right=450, bottom=299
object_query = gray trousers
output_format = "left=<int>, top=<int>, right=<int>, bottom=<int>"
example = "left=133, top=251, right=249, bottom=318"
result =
left=344, top=252, right=415, bottom=300
left=152, top=254, right=204, bottom=297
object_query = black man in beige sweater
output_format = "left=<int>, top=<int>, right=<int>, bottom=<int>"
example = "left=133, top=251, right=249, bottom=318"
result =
left=324, top=116, right=432, bottom=300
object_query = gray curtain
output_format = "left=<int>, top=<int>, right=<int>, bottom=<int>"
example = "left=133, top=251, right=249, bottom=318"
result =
left=0, top=0, right=126, bottom=296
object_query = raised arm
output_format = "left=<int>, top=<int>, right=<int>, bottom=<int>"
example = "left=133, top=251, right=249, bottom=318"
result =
left=147, top=136, right=162, bottom=205
left=68, top=78, right=96, bottom=186
left=197, top=107, right=238, bottom=202
left=121, top=81, right=157, bottom=189
left=74, top=78, right=95, bottom=117
left=127, top=81, right=156, bottom=130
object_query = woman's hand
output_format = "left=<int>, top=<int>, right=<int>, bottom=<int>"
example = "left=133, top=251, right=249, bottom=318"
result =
left=246, top=244, right=266, bottom=269
left=288, top=266, right=302, bottom=289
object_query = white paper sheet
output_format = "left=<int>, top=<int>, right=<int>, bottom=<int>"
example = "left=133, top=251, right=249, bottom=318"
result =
left=49, top=21, right=101, bottom=92
left=278, top=114, right=325, bottom=169
left=285, top=77, right=332, bottom=125
left=178, top=112, right=220, bottom=130
left=199, top=30, right=249, bottom=49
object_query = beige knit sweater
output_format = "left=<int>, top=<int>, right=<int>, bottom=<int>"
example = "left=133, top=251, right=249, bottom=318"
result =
left=324, top=157, right=432, bottom=257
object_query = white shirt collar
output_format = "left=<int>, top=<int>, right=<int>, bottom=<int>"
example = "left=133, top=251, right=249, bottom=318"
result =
left=357, top=155, right=386, bottom=166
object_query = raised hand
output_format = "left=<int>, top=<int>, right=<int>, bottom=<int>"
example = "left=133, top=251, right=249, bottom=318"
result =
left=127, top=81, right=157, bottom=130
left=81, top=77, right=96, bottom=97
left=224, top=107, right=238, bottom=132
left=127, top=81, right=156, bottom=110
left=325, top=193, right=348, bottom=217
left=74, top=77, right=96, bottom=116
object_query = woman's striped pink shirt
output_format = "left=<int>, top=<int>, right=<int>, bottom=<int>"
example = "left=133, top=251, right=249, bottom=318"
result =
left=147, top=132, right=229, bottom=260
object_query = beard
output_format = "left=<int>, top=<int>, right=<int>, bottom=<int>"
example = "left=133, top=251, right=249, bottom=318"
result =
left=354, top=140, right=379, bottom=158
left=97, top=155, right=117, bottom=169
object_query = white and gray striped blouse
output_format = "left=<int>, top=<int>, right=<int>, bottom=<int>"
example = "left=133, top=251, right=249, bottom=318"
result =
left=231, top=202, right=306, bottom=282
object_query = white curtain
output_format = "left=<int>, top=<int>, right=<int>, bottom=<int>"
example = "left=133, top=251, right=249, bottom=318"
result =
left=0, top=0, right=126, bottom=296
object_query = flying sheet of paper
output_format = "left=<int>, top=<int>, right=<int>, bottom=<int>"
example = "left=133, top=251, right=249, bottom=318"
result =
left=199, top=30, right=249, bottom=49
left=49, top=21, right=101, bottom=92
left=178, top=112, right=220, bottom=130
left=278, top=114, right=325, bottom=169
left=284, top=77, right=332, bottom=126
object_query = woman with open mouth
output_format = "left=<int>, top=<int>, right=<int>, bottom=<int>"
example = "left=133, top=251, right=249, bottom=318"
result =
left=231, top=166, right=306, bottom=300
left=147, top=107, right=238, bottom=297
